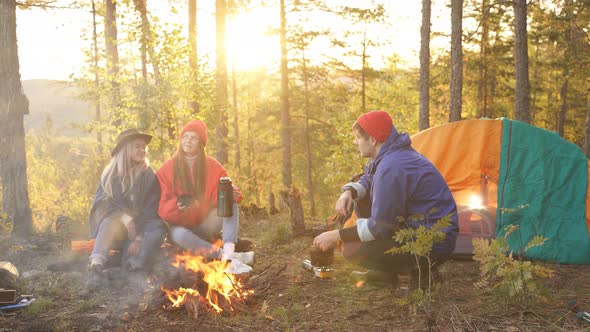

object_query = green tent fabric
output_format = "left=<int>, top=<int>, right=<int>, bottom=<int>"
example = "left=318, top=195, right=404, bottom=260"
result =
left=497, top=118, right=590, bottom=264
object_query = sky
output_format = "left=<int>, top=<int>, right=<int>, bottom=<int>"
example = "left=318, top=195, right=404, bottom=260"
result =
left=16, top=1, right=451, bottom=81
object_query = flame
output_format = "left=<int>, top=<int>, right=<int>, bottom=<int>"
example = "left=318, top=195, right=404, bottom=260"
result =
left=162, top=252, right=253, bottom=313
left=355, top=280, right=365, bottom=288
left=162, top=287, right=200, bottom=307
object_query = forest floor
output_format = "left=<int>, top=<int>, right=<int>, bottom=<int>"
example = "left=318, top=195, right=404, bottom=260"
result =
left=1, top=212, right=590, bottom=332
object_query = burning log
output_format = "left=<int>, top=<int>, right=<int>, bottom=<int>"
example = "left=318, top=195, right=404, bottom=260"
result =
left=184, top=294, right=199, bottom=320
left=160, top=252, right=254, bottom=318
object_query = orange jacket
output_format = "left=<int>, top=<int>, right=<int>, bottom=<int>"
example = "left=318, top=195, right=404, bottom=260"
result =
left=156, top=156, right=227, bottom=228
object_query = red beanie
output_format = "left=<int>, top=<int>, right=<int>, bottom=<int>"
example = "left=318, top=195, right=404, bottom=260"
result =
left=180, top=119, right=208, bottom=146
left=356, top=110, right=393, bottom=142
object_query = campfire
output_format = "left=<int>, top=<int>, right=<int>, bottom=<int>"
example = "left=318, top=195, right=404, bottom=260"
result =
left=160, top=252, right=253, bottom=318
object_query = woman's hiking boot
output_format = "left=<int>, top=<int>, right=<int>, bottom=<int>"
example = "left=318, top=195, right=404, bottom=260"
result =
left=85, top=263, right=105, bottom=292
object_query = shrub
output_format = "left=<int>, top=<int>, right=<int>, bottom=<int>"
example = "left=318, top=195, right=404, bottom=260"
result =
left=472, top=224, right=555, bottom=309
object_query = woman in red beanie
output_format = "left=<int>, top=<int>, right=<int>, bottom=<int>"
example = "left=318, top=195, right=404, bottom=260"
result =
left=156, top=119, right=253, bottom=273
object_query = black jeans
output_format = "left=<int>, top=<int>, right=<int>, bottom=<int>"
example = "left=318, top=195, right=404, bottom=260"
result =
left=343, top=198, right=449, bottom=273
left=342, top=238, right=449, bottom=273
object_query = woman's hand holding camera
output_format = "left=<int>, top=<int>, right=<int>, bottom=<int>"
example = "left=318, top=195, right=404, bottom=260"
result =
left=177, top=195, right=199, bottom=210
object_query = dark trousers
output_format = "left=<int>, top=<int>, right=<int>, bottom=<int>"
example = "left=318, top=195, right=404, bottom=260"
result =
left=343, top=198, right=449, bottom=273
left=342, top=239, right=449, bottom=273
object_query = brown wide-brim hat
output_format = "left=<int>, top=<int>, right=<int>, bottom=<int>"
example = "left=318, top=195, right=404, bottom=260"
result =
left=111, top=128, right=153, bottom=156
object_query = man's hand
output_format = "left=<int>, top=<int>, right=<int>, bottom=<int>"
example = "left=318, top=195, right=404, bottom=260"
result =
left=127, top=239, right=141, bottom=256
left=313, top=230, right=341, bottom=252
left=335, top=190, right=354, bottom=217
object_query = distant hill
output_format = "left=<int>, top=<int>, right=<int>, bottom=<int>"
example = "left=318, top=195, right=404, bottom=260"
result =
left=22, top=79, right=92, bottom=137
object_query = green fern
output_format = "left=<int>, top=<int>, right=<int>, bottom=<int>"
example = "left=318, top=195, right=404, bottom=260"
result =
left=472, top=224, right=554, bottom=309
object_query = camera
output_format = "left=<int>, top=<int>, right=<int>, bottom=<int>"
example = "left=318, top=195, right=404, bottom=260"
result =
left=177, top=194, right=194, bottom=208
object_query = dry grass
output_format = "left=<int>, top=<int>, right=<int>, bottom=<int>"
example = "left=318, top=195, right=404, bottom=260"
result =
left=1, top=213, right=589, bottom=331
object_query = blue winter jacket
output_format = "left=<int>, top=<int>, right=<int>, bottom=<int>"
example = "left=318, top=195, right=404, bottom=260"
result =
left=356, top=127, right=459, bottom=254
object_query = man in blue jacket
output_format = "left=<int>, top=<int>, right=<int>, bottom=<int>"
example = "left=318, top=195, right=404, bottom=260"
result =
left=313, top=110, right=458, bottom=283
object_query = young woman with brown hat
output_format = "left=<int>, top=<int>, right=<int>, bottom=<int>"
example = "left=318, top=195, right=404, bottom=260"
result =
left=156, top=119, right=253, bottom=274
left=87, top=128, right=166, bottom=283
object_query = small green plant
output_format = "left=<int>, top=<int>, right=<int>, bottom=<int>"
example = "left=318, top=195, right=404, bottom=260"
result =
left=259, top=215, right=292, bottom=247
left=472, top=224, right=554, bottom=309
left=386, top=212, right=452, bottom=309
left=0, top=211, right=12, bottom=235
left=25, top=297, right=54, bottom=315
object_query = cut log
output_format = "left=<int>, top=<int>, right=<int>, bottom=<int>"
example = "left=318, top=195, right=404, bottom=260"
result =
left=0, top=262, right=18, bottom=289
left=279, top=186, right=305, bottom=236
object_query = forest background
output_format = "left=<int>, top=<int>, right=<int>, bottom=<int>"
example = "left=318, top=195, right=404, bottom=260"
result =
left=1, top=0, right=589, bottom=236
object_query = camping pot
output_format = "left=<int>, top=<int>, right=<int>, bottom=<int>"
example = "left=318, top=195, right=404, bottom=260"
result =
left=217, top=177, right=233, bottom=217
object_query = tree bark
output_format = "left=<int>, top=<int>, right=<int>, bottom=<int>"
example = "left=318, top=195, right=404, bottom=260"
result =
left=302, top=51, right=316, bottom=218
left=280, top=0, right=292, bottom=188
left=583, top=96, right=590, bottom=158
left=188, top=0, right=199, bottom=113
left=0, top=0, right=33, bottom=236
left=215, top=0, right=228, bottom=164
left=105, top=0, right=121, bottom=125
left=477, top=0, right=490, bottom=118
left=133, top=0, right=160, bottom=82
left=419, top=0, right=431, bottom=131
left=513, top=0, right=531, bottom=123
left=361, top=27, right=367, bottom=113
left=231, top=57, right=240, bottom=172
left=280, top=187, right=305, bottom=236
left=556, top=79, right=568, bottom=137
left=449, top=0, right=463, bottom=122
left=91, top=0, right=102, bottom=150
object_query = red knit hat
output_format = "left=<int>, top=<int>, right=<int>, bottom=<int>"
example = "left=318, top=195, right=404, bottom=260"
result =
left=180, top=119, right=208, bottom=146
left=356, top=110, right=393, bottom=142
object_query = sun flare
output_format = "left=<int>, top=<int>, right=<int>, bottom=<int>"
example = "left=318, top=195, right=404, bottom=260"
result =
left=226, top=8, right=280, bottom=71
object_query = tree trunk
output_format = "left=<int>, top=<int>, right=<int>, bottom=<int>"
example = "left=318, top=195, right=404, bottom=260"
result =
left=133, top=0, right=170, bottom=137
left=231, top=56, right=240, bottom=172
left=361, top=27, right=367, bottom=113
left=188, top=0, right=199, bottom=113
left=215, top=0, right=228, bottom=164
left=583, top=96, right=590, bottom=158
left=91, top=0, right=102, bottom=150
left=557, top=78, right=568, bottom=137
left=280, top=187, right=305, bottom=236
left=477, top=0, right=489, bottom=118
left=280, top=0, right=292, bottom=187
left=133, top=0, right=160, bottom=82
left=513, top=0, right=530, bottom=123
left=268, top=191, right=278, bottom=215
left=0, top=0, right=33, bottom=236
left=419, top=0, right=431, bottom=131
left=449, top=0, right=463, bottom=122
left=302, top=52, right=316, bottom=218
left=105, top=0, right=121, bottom=126
left=135, top=0, right=148, bottom=80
